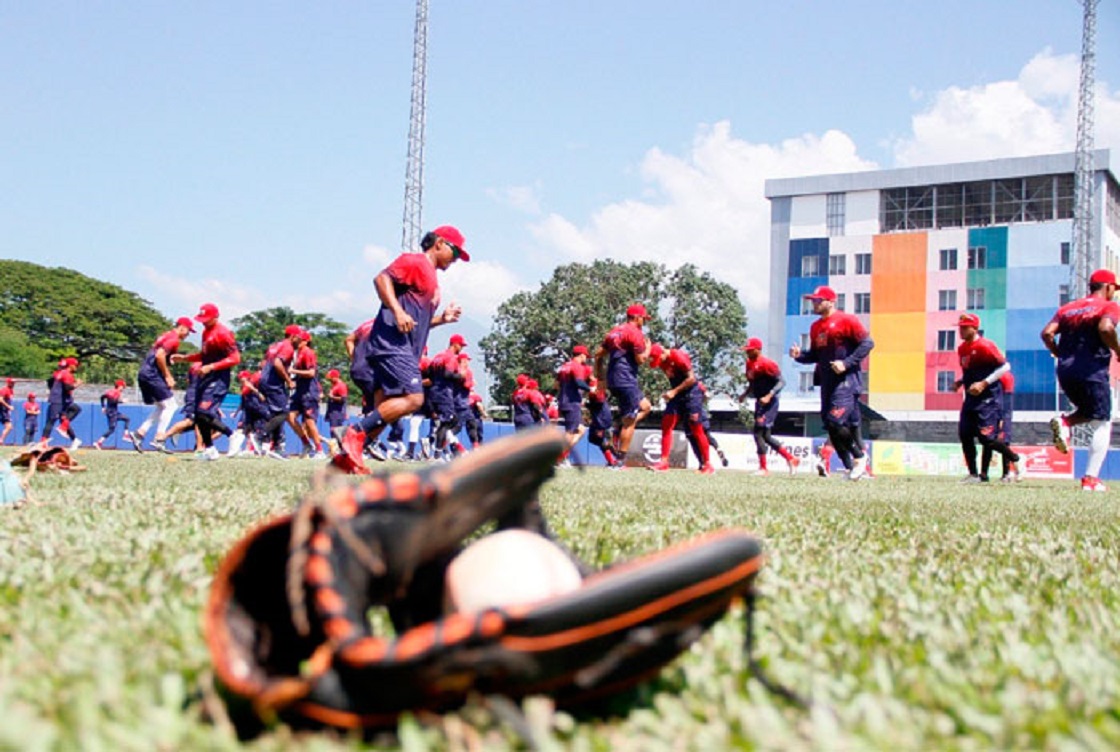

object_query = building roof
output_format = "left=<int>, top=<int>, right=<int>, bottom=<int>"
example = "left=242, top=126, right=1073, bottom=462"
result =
left=764, top=149, right=1113, bottom=199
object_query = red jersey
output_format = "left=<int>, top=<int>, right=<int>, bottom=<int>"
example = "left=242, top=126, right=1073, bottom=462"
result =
left=657, top=348, right=693, bottom=386
left=186, top=323, right=241, bottom=370
left=745, top=355, right=782, bottom=397
left=957, top=336, right=1006, bottom=386
left=329, top=380, right=349, bottom=401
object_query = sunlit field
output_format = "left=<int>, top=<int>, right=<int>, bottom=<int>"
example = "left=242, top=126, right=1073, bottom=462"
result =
left=1, top=450, right=1118, bottom=750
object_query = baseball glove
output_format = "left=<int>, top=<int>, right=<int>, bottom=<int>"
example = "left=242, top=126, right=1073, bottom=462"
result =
left=204, top=427, right=765, bottom=735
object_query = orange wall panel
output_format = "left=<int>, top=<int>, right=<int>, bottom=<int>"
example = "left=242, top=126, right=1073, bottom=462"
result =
left=872, top=233, right=927, bottom=314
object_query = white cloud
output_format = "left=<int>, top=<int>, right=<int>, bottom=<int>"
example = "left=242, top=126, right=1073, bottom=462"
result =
left=527, top=121, right=876, bottom=326
left=440, top=258, right=527, bottom=320
left=893, top=50, right=1120, bottom=166
left=486, top=184, right=543, bottom=215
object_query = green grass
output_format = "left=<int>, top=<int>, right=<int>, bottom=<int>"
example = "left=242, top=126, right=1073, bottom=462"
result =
left=1, top=451, right=1118, bottom=750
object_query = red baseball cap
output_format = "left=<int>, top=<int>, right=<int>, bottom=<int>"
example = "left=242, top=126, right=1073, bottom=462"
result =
left=572, top=344, right=589, bottom=356
left=238, top=370, right=251, bottom=380
left=516, top=373, right=529, bottom=386
left=175, top=316, right=196, bottom=333
left=649, top=343, right=664, bottom=364
left=326, top=369, right=340, bottom=379
left=527, top=378, right=539, bottom=389
left=742, top=337, right=763, bottom=351
left=1090, top=268, right=1116, bottom=285
left=114, top=379, right=126, bottom=387
left=459, top=352, right=471, bottom=361
left=26, top=392, right=35, bottom=399
left=804, top=286, right=837, bottom=302
left=626, top=303, right=651, bottom=320
left=195, top=303, right=220, bottom=323
left=432, top=225, right=470, bottom=261
left=284, top=324, right=303, bottom=337
left=5, top=377, right=13, bottom=386
left=64, top=357, right=79, bottom=369
left=449, top=333, right=467, bottom=347
left=958, top=313, right=981, bottom=328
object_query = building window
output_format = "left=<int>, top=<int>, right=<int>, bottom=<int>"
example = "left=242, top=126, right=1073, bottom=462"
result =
left=829, top=254, right=846, bottom=276
left=937, top=330, right=956, bottom=351
left=939, top=248, right=958, bottom=270
left=967, top=246, right=988, bottom=269
left=801, top=254, right=820, bottom=277
left=855, top=253, right=872, bottom=275
left=936, top=371, right=957, bottom=393
left=854, top=292, right=871, bottom=314
left=1059, top=284, right=1071, bottom=306
left=835, top=293, right=846, bottom=312
left=967, top=287, right=986, bottom=310
left=798, top=372, right=815, bottom=392
left=827, top=193, right=846, bottom=237
left=1060, top=241, right=1071, bottom=265
left=938, top=289, right=957, bottom=311
left=800, top=296, right=815, bottom=315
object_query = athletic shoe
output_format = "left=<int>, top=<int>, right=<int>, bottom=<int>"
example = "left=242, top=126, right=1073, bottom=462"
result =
left=308, top=452, right=327, bottom=461
left=752, top=468, right=769, bottom=477
left=959, top=475, right=983, bottom=484
left=788, top=456, right=801, bottom=476
left=129, top=432, right=145, bottom=453
left=165, top=435, right=178, bottom=449
left=717, top=449, right=729, bottom=468
left=70, top=438, right=82, bottom=451
left=698, top=463, right=716, bottom=475
left=199, top=446, right=221, bottom=461
left=815, top=458, right=829, bottom=478
left=648, top=460, right=670, bottom=472
left=93, top=439, right=104, bottom=451
left=420, top=437, right=433, bottom=459
left=848, top=456, right=867, bottom=481
left=367, top=443, right=388, bottom=462
left=1002, top=462, right=1021, bottom=483
left=1050, top=415, right=1071, bottom=454
left=1081, top=476, right=1108, bottom=492
left=151, top=440, right=171, bottom=454
left=265, top=449, right=287, bottom=461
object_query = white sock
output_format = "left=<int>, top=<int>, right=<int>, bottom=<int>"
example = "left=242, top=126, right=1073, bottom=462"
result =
left=1086, top=419, right=1111, bottom=478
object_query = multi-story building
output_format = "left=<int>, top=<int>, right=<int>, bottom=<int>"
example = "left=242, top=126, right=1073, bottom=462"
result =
left=765, top=150, right=1120, bottom=436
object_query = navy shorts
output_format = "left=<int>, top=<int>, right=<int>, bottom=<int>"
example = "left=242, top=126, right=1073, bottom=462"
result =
left=667, top=386, right=704, bottom=423
left=609, top=383, right=645, bottom=420
left=260, top=382, right=290, bottom=417
left=139, top=373, right=173, bottom=405
left=1000, top=393, right=1014, bottom=444
left=1058, top=374, right=1112, bottom=421
left=821, top=382, right=861, bottom=428
left=753, top=396, right=780, bottom=428
left=370, top=352, right=423, bottom=397
left=0, top=407, right=9, bottom=425
left=560, top=404, right=583, bottom=433
left=959, top=395, right=1002, bottom=441
left=195, top=373, right=230, bottom=421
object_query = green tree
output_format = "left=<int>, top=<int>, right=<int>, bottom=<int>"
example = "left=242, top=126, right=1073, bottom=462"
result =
left=480, top=260, right=747, bottom=405
left=0, top=325, right=52, bottom=379
left=0, top=260, right=170, bottom=382
left=230, top=307, right=350, bottom=376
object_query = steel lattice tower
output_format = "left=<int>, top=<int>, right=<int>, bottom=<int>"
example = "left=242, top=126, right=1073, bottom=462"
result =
left=402, top=0, right=429, bottom=252
left=1072, top=0, right=1099, bottom=290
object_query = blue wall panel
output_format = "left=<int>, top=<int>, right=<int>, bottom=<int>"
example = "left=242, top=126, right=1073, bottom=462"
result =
left=1006, top=348, right=1057, bottom=400
left=1003, top=307, right=1055, bottom=350
left=1005, top=266, right=1067, bottom=310
left=969, top=227, right=1008, bottom=268
left=788, top=238, right=829, bottom=277
left=1007, top=220, right=1072, bottom=267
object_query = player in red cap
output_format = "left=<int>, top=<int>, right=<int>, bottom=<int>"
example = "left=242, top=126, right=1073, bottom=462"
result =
left=790, top=286, right=875, bottom=480
left=426, top=333, right=469, bottom=458
left=1041, top=268, right=1120, bottom=491
left=648, top=343, right=715, bottom=474
left=93, top=379, right=133, bottom=449
left=132, top=316, right=196, bottom=452
left=288, top=331, right=327, bottom=458
left=595, top=303, right=653, bottom=461
left=511, top=373, right=542, bottom=431
left=0, top=377, right=14, bottom=445
left=556, top=345, right=593, bottom=459
left=334, top=225, right=468, bottom=468
left=171, top=303, right=241, bottom=460
left=324, top=368, right=349, bottom=443
left=955, top=313, right=1020, bottom=483
left=739, top=338, right=799, bottom=476
left=40, top=357, right=82, bottom=449
left=22, top=392, right=40, bottom=444
left=257, top=324, right=304, bottom=456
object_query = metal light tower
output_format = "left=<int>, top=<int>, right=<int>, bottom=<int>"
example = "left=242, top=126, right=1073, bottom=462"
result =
left=402, top=0, right=429, bottom=252
left=1071, top=0, right=1099, bottom=290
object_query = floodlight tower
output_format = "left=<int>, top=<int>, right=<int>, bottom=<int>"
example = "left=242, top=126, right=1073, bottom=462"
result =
left=1071, top=0, right=1099, bottom=290
left=402, top=0, right=429, bottom=252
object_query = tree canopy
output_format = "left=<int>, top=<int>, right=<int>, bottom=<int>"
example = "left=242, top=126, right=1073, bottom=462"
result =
left=230, top=307, right=351, bottom=377
left=480, top=260, right=748, bottom=405
left=0, top=260, right=170, bottom=383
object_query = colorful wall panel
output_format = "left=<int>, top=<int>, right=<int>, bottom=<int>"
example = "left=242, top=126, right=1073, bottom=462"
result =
left=871, top=233, right=927, bottom=314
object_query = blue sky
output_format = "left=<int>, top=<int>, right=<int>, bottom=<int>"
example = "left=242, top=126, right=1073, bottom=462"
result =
left=3, top=1, right=1119, bottom=390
